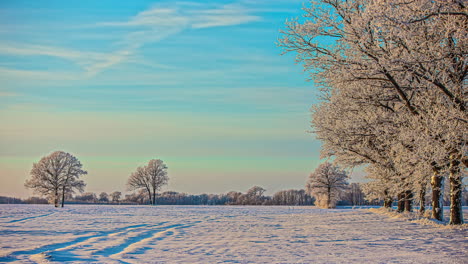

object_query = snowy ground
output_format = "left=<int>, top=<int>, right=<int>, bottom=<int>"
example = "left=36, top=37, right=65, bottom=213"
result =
left=0, top=205, right=466, bottom=264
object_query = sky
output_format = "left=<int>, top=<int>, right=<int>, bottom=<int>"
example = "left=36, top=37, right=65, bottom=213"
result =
left=0, top=0, right=349, bottom=198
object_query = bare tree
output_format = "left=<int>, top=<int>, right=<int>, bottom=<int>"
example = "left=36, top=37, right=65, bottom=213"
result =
left=307, top=162, right=349, bottom=209
left=99, top=192, right=109, bottom=203
left=271, top=189, right=313, bottom=206
left=127, top=159, right=169, bottom=205
left=25, top=151, right=87, bottom=207
left=246, top=186, right=266, bottom=205
left=110, top=191, right=122, bottom=203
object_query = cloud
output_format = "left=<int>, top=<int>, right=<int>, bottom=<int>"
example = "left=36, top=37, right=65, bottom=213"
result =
left=0, top=1, right=261, bottom=80
left=191, top=4, right=260, bottom=28
left=97, top=3, right=260, bottom=29
left=95, top=2, right=261, bottom=58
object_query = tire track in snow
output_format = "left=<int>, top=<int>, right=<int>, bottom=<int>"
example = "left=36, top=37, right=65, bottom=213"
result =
left=32, top=221, right=201, bottom=262
left=105, top=226, right=178, bottom=258
left=35, top=222, right=172, bottom=262
left=7, top=212, right=56, bottom=223
left=0, top=233, right=97, bottom=263
left=0, top=223, right=163, bottom=262
left=102, top=221, right=202, bottom=258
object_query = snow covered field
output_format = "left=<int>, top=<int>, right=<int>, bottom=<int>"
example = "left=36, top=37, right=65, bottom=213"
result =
left=0, top=205, right=466, bottom=263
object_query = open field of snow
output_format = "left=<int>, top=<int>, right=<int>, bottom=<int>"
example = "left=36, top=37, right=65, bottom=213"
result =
left=0, top=205, right=467, bottom=263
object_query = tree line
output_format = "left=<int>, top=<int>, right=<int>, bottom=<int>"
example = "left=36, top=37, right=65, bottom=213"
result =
left=279, top=0, right=467, bottom=224
left=23, top=151, right=382, bottom=207
left=17, top=182, right=387, bottom=207
left=21, top=150, right=468, bottom=210
left=21, top=151, right=381, bottom=206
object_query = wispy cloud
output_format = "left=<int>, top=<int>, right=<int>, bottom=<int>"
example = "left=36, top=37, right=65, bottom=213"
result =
left=0, top=1, right=261, bottom=80
left=97, top=3, right=260, bottom=29
left=93, top=2, right=261, bottom=72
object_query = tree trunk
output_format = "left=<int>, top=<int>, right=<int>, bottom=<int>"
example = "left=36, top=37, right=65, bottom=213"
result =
left=152, top=190, right=156, bottom=206
left=431, top=168, right=444, bottom=221
left=383, top=197, right=393, bottom=208
left=383, top=189, right=392, bottom=208
left=404, top=190, right=413, bottom=212
left=397, top=192, right=405, bottom=212
left=449, top=157, right=463, bottom=225
left=54, top=188, right=59, bottom=207
left=327, top=187, right=331, bottom=209
left=146, top=188, right=152, bottom=205
left=419, top=187, right=426, bottom=215
left=61, top=185, right=66, bottom=208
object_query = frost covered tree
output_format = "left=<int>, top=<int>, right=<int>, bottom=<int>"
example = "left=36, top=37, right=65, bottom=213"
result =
left=127, top=159, right=169, bottom=205
left=99, top=192, right=109, bottom=203
left=74, top=192, right=97, bottom=203
left=271, top=189, right=313, bottom=206
left=280, top=0, right=466, bottom=224
left=25, top=151, right=87, bottom=207
left=306, top=162, right=349, bottom=208
left=246, top=186, right=266, bottom=205
left=110, top=191, right=121, bottom=203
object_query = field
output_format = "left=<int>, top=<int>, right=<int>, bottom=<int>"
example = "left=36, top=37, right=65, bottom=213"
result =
left=0, top=205, right=466, bottom=263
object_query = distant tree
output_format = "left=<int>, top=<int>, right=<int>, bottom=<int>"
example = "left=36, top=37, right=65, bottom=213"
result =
left=25, top=151, right=87, bottom=207
left=110, top=191, right=122, bottom=203
left=340, top=183, right=366, bottom=206
left=127, top=159, right=169, bottom=205
left=99, top=192, right=109, bottom=203
left=306, top=162, right=349, bottom=209
left=23, top=197, right=49, bottom=204
left=271, top=189, right=313, bottom=206
left=226, top=191, right=242, bottom=205
left=124, top=193, right=139, bottom=204
left=75, top=192, right=97, bottom=203
left=246, top=186, right=266, bottom=205
left=0, top=196, right=23, bottom=204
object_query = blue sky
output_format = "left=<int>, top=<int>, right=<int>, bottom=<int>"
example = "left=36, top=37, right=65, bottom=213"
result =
left=0, top=0, right=340, bottom=197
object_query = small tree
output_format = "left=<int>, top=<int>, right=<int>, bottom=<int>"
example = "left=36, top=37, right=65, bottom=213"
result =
left=25, top=151, right=87, bottom=207
left=99, top=192, right=109, bottom=203
left=127, top=159, right=169, bottom=205
left=75, top=192, right=97, bottom=203
left=110, top=191, right=122, bottom=203
left=246, top=186, right=266, bottom=205
left=306, top=162, right=348, bottom=209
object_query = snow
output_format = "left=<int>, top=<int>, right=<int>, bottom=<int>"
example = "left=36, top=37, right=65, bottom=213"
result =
left=0, top=205, right=466, bottom=263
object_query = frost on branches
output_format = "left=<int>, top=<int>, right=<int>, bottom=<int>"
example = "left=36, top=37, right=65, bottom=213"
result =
left=306, top=162, right=349, bottom=209
left=127, top=159, right=169, bottom=205
left=280, top=0, right=466, bottom=224
left=24, top=151, right=87, bottom=207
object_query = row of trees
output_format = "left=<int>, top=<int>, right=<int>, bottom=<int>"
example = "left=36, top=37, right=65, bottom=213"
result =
left=0, top=196, right=49, bottom=204
left=73, top=191, right=122, bottom=203
left=125, top=186, right=314, bottom=206
left=280, top=0, right=467, bottom=224
left=7, top=187, right=468, bottom=206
